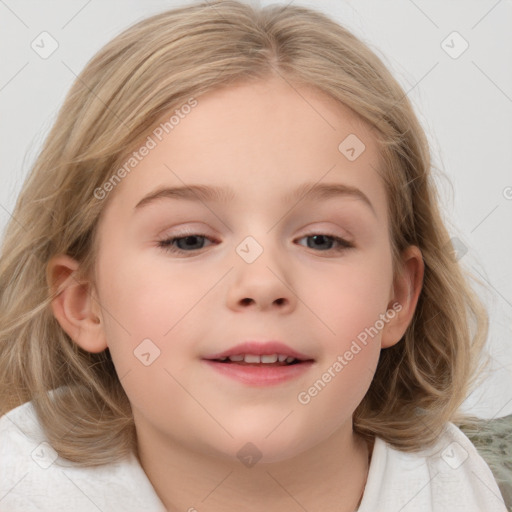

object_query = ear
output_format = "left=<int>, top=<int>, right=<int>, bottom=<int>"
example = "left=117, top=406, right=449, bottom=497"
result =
left=381, top=245, right=424, bottom=349
left=46, top=254, right=107, bottom=353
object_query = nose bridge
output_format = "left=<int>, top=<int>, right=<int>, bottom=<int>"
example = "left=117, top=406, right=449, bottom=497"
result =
left=226, top=233, right=294, bottom=311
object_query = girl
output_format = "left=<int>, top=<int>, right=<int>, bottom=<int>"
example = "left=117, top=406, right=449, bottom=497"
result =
left=0, top=1, right=508, bottom=510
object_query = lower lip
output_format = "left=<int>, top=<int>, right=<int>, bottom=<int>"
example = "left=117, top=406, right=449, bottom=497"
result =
left=202, top=360, right=315, bottom=386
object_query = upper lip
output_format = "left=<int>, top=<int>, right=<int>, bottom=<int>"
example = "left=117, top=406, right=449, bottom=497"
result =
left=203, top=341, right=314, bottom=361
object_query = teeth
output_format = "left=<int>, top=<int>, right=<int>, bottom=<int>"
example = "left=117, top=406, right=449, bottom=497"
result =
left=244, top=354, right=261, bottom=363
left=221, top=354, right=296, bottom=363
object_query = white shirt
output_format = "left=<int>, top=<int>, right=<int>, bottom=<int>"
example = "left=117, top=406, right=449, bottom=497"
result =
left=0, top=400, right=507, bottom=511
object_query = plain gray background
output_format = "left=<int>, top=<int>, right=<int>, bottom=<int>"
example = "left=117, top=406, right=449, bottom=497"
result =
left=1, top=0, right=511, bottom=418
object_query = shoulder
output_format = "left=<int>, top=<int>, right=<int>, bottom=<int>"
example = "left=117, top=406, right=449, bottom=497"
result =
left=0, top=400, right=166, bottom=512
left=358, top=422, right=508, bottom=512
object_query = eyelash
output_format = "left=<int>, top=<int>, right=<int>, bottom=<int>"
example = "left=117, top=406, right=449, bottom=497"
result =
left=157, top=232, right=354, bottom=255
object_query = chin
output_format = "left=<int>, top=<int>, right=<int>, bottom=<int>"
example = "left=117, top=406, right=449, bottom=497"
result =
left=223, top=430, right=313, bottom=466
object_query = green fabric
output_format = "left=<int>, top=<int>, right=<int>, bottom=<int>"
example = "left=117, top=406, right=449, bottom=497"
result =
left=458, top=414, right=512, bottom=511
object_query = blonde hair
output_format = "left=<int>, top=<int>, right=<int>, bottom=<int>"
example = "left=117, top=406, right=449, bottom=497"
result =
left=0, top=0, right=489, bottom=465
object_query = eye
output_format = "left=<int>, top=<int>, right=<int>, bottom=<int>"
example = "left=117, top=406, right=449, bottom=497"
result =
left=157, top=233, right=215, bottom=254
left=295, top=233, right=353, bottom=252
left=157, top=232, right=353, bottom=256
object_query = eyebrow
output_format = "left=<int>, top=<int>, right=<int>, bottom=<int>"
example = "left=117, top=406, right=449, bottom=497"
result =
left=134, top=182, right=376, bottom=216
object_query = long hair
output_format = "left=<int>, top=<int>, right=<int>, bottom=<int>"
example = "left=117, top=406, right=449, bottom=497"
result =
left=0, top=0, right=489, bottom=465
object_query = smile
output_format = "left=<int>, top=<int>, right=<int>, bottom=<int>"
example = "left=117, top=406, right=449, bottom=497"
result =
left=213, top=354, right=301, bottom=365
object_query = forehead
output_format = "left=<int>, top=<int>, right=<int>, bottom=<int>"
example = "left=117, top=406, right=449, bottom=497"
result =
left=101, top=77, right=385, bottom=217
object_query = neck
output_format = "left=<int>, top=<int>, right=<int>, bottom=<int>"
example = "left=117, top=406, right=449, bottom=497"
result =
left=136, top=419, right=372, bottom=512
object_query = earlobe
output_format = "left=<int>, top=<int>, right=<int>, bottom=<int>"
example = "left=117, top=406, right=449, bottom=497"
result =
left=47, top=254, right=107, bottom=354
left=381, top=246, right=424, bottom=349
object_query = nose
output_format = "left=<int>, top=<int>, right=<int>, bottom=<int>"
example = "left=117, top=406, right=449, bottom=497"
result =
left=225, top=245, right=296, bottom=313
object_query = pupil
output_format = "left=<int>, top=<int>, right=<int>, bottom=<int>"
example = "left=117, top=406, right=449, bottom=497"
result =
left=178, top=235, right=204, bottom=250
left=309, top=235, right=332, bottom=250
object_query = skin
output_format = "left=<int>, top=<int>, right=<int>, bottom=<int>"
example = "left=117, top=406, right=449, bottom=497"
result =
left=48, top=77, right=424, bottom=511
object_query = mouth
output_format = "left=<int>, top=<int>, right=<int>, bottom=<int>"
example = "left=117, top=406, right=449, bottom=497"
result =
left=207, top=354, right=311, bottom=366
left=201, top=341, right=315, bottom=386
left=202, top=340, right=315, bottom=365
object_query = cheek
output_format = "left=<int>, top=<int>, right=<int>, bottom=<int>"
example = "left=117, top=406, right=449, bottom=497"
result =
left=299, top=245, right=394, bottom=421
left=316, top=250, right=394, bottom=345
left=94, top=248, right=213, bottom=403
left=97, top=243, right=205, bottom=333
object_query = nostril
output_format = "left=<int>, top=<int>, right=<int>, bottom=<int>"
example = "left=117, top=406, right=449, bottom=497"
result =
left=238, top=297, right=287, bottom=307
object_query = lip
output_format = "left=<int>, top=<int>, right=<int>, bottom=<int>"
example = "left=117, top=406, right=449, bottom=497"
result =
left=202, top=359, right=315, bottom=386
left=203, top=341, right=314, bottom=361
left=201, top=340, right=315, bottom=387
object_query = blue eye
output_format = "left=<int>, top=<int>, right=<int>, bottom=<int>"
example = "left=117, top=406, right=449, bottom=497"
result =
left=296, top=234, right=353, bottom=252
left=157, top=232, right=353, bottom=255
left=157, top=234, right=213, bottom=253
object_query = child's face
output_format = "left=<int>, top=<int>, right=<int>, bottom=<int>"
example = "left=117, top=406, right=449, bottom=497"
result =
left=89, top=77, right=418, bottom=463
